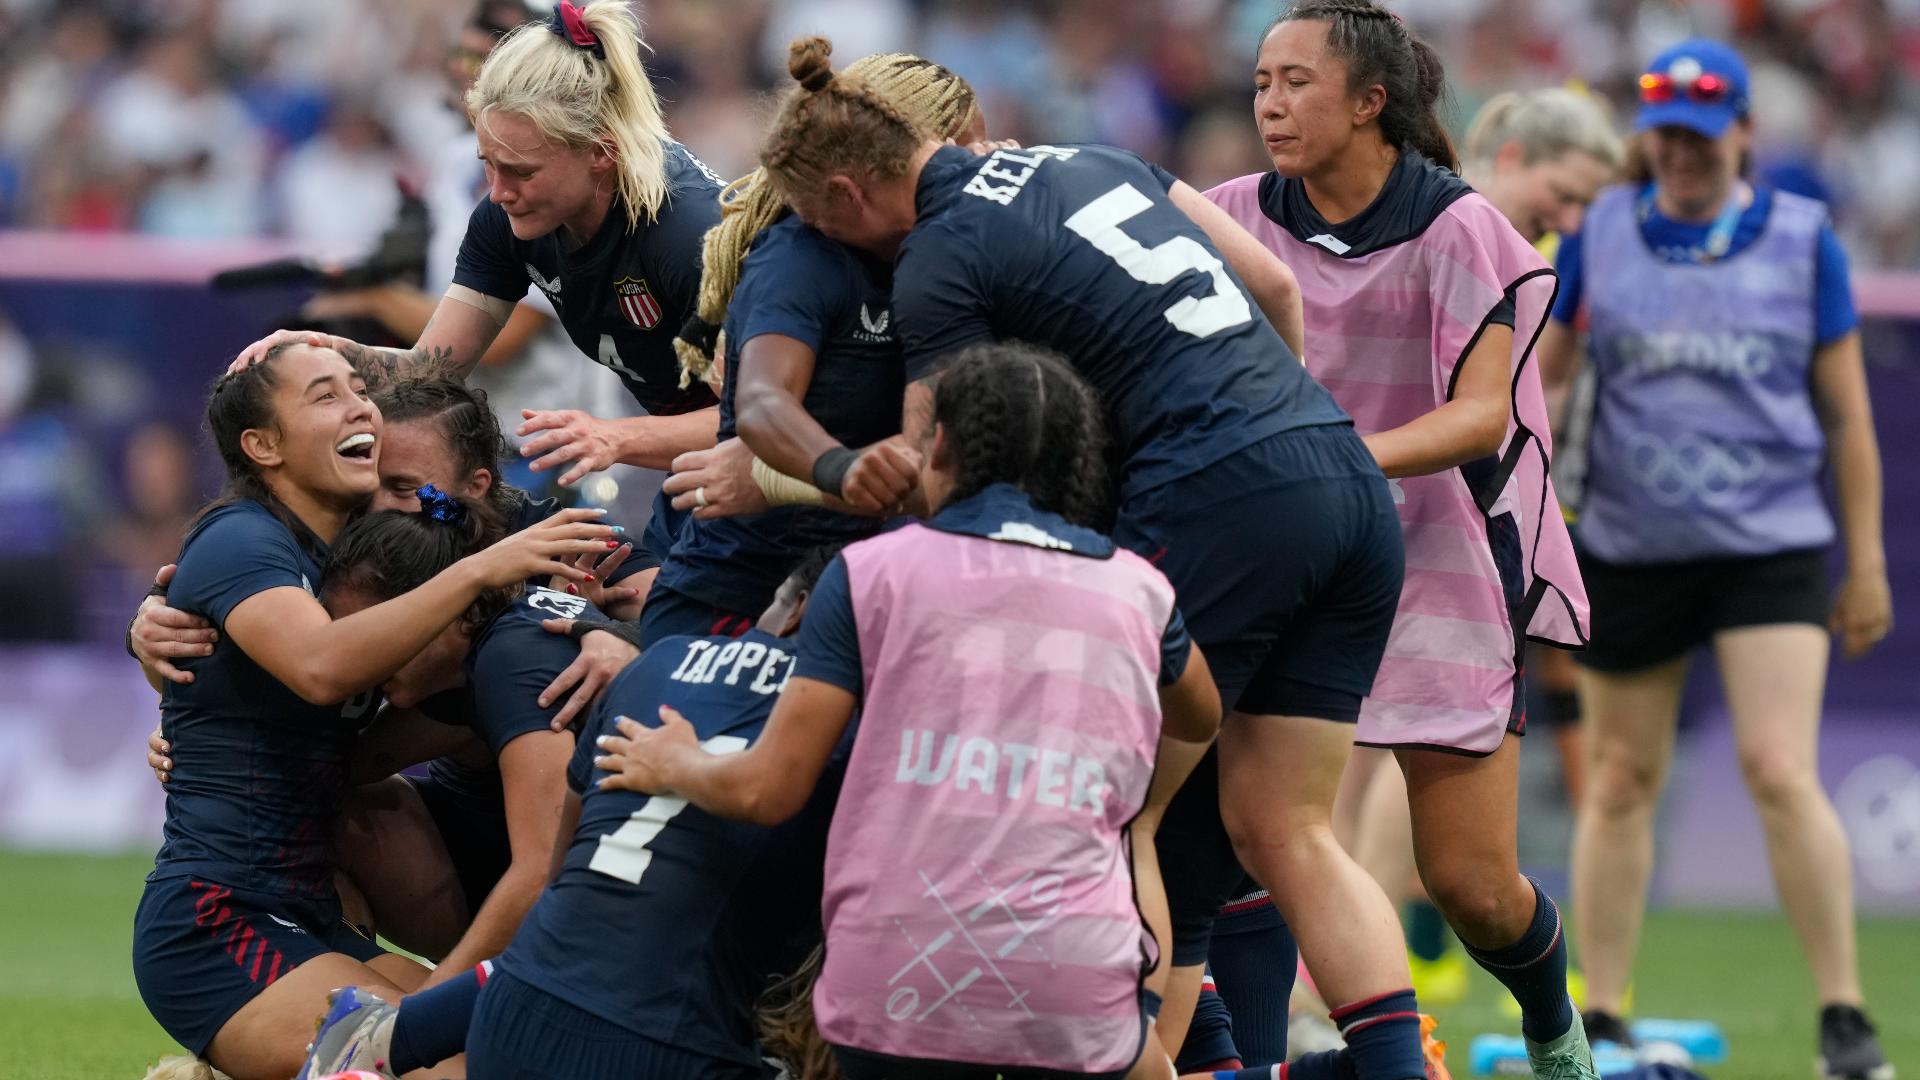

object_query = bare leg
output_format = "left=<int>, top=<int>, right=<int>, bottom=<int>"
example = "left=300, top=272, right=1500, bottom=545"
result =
left=203, top=952, right=419, bottom=1080
left=332, top=776, right=470, bottom=960
left=1219, top=713, right=1411, bottom=1008
left=1714, top=624, right=1864, bottom=1005
left=1568, top=656, right=1689, bottom=1013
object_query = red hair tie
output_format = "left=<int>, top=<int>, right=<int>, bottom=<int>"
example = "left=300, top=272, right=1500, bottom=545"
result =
left=548, top=1, right=605, bottom=59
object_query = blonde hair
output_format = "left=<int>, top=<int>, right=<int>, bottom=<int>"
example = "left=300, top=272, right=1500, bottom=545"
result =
left=466, top=0, right=670, bottom=230
left=1464, top=88, right=1625, bottom=173
left=674, top=42, right=978, bottom=386
left=757, top=946, right=842, bottom=1080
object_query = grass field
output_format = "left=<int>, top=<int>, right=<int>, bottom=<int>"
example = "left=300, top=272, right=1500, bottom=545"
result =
left=2, top=849, right=1914, bottom=1080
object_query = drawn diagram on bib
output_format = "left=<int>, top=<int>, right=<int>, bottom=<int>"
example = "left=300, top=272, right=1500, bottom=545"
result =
left=883, top=862, right=1067, bottom=1028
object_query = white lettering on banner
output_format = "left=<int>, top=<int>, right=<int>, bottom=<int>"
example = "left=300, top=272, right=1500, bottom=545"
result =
left=895, top=730, right=1110, bottom=814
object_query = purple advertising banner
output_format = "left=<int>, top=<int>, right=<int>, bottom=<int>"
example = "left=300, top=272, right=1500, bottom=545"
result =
left=0, top=647, right=166, bottom=853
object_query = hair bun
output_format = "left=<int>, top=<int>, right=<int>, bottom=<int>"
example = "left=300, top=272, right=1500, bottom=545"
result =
left=788, top=35, right=836, bottom=93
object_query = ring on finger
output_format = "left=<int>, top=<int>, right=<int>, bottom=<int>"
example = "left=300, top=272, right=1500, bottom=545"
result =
left=695, top=486, right=709, bottom=509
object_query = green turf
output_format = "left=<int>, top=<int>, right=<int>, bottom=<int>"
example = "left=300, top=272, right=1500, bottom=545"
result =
left=2, top=849, right=1914, bottom=1079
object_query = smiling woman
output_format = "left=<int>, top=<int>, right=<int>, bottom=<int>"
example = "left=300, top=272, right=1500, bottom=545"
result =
left=127, top=343, right=616, bottom=1080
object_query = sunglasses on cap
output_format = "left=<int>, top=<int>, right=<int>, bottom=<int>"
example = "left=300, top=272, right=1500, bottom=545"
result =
left=1637, top=70, right=1735, bottom=105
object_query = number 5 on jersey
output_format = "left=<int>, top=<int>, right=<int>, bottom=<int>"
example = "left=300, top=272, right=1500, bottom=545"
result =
left=588, top=734, right=750, bottom=884
left=1064, top=183, right=1253, bottom=339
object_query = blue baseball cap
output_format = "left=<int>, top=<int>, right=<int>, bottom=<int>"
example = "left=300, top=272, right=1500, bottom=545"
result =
left=1634, top=38, right=1751, bottom=138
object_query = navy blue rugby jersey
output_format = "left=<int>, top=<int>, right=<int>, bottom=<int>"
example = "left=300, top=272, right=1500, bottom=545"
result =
left=452, top=140, right=725, bottom=417
left=417, top=587, right=603, bottom=811
left=153, top=501, right=378, bottom=898
left=499, top=628, right=837, bottom=1069
left=658, top=216, right=899, bottom=615
left=893, top=144, right=1351, bottom=499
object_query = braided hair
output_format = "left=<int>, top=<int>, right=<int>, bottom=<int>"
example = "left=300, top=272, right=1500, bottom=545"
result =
left=322, top=504, right=516, bottom=635
left=373, top=378, right=524, bottom=530
left=1272, top=0, right=1458, bottom=171
left=676, top=47, right=977, bottom=386
left=675, top=43, right=979, bottom=387
left=930, top=343, right=1111, bottom=530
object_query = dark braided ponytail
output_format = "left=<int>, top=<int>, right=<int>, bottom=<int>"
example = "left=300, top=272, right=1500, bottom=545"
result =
left=1274, top=0, right=1457, bottom=171
left=930, top=343, right=1111, bottom=529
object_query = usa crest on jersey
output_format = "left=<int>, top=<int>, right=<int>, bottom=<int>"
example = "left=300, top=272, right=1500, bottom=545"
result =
left=614, top=276, right=663, bottom=329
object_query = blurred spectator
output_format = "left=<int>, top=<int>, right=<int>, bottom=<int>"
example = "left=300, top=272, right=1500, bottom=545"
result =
left=95, top=421, right=201, bottom=591
left=0, top=314, right=107, bottom=641
left=276, top=100, right=404, bottom=261
left=0, top=0, right=1914, bottom=265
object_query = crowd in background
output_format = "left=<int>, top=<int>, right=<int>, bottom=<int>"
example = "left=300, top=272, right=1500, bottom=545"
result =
left=0, top=0, right=1917, bottom=641
left=2, top=0, right=1918, bottom=265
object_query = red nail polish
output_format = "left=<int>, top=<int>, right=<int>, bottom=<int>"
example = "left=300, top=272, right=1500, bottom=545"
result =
left=606, top=539, right=619, bottom=548
left=584, top=573, right=595, bottom=583
left=566, top=584, right=578, bottom=595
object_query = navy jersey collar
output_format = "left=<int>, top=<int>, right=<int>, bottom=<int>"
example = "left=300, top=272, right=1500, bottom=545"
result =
left=1258, top=150, right=1473, bottom=258
left=924, top=483, right=1114, bottom=558
left=915, top=145, right=977, bottom=219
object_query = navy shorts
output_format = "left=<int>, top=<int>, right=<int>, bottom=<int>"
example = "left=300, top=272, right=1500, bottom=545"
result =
left=1112, top=424, right=1402, bottom=718
left=1113, top=425, right=1403, bottom=963
left=467, top=968, right=769, bottom=1080
left=638, top=581, right=757, bottom=649
left=132, top=875, right=386, bottom=1055
left=407, top=771, right=511, bottom=915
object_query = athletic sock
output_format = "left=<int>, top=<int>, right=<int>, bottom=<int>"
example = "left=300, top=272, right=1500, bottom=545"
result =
left=1176, top=970, right=1242, bottom=1074
left=1210, top=894, right=1298, bottom=1066
left=1405, top=901, right=1449, bottom=963
left=389, top=961, right=491, bottom=1073
left=1460, top=877, right=1575, bottom=1043
left=1276, top=989, right=1425, bottom=1080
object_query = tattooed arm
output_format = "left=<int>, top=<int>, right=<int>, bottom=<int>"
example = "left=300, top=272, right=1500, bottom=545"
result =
left=228, top=287, right=513, bottom=388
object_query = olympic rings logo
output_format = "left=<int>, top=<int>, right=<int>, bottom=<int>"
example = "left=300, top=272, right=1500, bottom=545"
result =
left=1622, top=432, right=1764, bottom=508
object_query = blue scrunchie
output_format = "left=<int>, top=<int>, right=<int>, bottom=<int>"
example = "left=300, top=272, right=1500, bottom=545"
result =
left=417, top=484, right=468, bottom=525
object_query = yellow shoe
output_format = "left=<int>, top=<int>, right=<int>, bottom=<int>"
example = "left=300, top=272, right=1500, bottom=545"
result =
left=1410, top=950, right=1471, bottom=1009
left=1499, top=969, right=1626, bottom=1019
left=1420, top=1013, right=1454, bottom=1080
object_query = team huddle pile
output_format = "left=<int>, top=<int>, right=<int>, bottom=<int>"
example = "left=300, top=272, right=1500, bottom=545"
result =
left=125, top=2, right=1894, bottom=1080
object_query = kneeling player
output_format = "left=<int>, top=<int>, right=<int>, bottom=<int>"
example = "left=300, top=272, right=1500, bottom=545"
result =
left=300, top=547, right=847, bottom=1080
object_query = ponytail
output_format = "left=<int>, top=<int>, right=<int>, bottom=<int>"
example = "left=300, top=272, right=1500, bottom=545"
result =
left=676, top=46, right=979, bottom=387
left=467, top=0, right=671, bottom=229
left=1273, top=1, right=1458, bottom=171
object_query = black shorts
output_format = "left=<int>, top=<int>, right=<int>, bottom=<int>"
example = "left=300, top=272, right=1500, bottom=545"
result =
left=132, top=874, right=386, bottom=1055
left=467, top=968, right=766, bottom=1080
left=1576, top=547, right=1829, bottom=673
left=407, top=771, right=511, bottom=916
left=637, top=582, right=757, bottom=648
left=1114, top=425, right=1403, bottom=961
